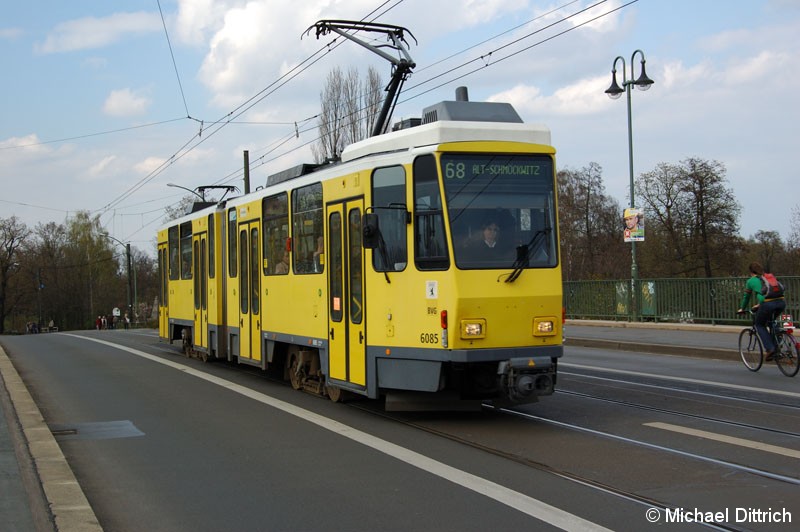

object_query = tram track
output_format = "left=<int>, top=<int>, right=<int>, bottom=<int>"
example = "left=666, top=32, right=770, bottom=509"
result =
left=555, top=388, right=800, bottom=439
left=109, top=335, right=794, bottom=529
left=491, top=405, right=800, bottom=487
left=152, top=339, right=800, bottom=488
left=346, top=401, right=750, bottom=532
left=560, top=369, right=800, bottom=409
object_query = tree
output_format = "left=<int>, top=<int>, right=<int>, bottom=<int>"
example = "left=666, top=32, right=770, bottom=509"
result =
left=312, top=65, right=384, bottom=163
left=751, top=230, right=783, bottom=273
left=0, top=216, right=31, bottom=333
left=636, top=158, right=742, bottom=277
left=6, top=211, right=158, bottom=333
left=29, top=222, right=68, bottom=331
left=790, top=206, right=800, bottom=250
left=681, top=158, right=741, bottom=277
left=787, top=206, right=800, bottom=273
left=130, top=246, right=158, bottom=326
left=557, top=163, right=627, bottom=280
left=163, top=195, right=196, bottom=222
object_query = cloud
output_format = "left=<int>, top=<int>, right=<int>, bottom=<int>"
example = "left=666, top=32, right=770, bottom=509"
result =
left=135, top=156, right=167, bottom=175
left=36, top=12, right=161, bottom=53
left=489, top=73, right=610, bottom=118
left=0, top=27, right=24, bottom=40
left=660, top=59, right=712, bottom=90
left=535, top=0, right=624, bottom=33
left=85, top=156, right=118, bottom=180
left=1, top=133, right=45, bottom=150
left=82, top=57, right=109, bottom=70
left=189, top=0, right=402, bottom=108
left=175, top=0, right=233, bottom=46
left=0, top=135, right=57, bottom=166
left=723, top=50, right=790, bottom=85
left=103, top=89, right=151, bottom=117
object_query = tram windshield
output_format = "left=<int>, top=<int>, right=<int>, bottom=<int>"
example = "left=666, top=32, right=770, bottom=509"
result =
left=441, top=153, right=557, bottom=270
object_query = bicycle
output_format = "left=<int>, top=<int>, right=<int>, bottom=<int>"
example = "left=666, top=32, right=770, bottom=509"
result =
left=737, top=309, right=800, bottom=377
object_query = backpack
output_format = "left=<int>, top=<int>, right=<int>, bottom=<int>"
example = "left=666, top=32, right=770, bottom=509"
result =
left=760, top=273, right=785, bottom=299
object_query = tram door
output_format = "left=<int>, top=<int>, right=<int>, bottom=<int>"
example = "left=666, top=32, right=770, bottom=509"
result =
left=158, top=241, right=169, bottom=338
left=238, top=221, right=262, bottom=363
left=192, top=232, right=208, bottom=350
left=327, top=200, right=366, bottom=387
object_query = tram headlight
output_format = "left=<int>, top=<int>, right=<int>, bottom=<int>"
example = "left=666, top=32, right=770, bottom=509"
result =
left=460, top=319, right=486, bottom=339
left=533, top=317, right=557, bottom=336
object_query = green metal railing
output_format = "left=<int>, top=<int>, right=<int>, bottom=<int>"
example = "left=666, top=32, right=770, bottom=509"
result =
left=564, top=277, right=800, bottom=325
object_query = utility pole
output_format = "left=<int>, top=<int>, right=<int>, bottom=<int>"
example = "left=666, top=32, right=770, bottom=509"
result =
left=126, top=243, right=133, bottom=320
left=37, top=267, right=43, bottom=327
left=243, top=150, right=251, bottom=194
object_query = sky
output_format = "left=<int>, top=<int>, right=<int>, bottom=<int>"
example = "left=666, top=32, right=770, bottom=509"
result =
left=2, top=0, right=799, bottom=255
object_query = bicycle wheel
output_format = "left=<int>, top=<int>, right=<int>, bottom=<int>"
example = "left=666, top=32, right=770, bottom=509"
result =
left=776, top=334, right=800, bottom=377
left=738, top=328, right=763, bottom=371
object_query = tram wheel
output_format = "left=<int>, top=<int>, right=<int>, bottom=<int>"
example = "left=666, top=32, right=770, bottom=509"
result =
left=289, top=356, right=303, bottom=390
left=326, top=385, right=343, bottom=403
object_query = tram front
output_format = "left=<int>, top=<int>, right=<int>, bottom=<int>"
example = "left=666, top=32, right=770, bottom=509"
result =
left=358, top=103, right=562, bottom=408
left=433, top=148, right=563, bottom=405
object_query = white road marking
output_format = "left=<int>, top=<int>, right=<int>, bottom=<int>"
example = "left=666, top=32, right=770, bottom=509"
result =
left=644, top=422, right=800, bottom=459
left=560, top=362, right=800, bottom=399
left=64, top=334, right=610, bottom=532
left=501, top=408, right=800, bottom=485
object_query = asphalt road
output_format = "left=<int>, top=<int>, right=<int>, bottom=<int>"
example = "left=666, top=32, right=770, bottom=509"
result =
left=1, top=326, right=798, bottom=531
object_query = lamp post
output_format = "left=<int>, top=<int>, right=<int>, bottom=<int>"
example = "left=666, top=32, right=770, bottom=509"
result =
left=102, top=233, right=133, bottom=323
left=605, top=49, right=654, bottom=321
left=167, top=182, right=205, bottom=201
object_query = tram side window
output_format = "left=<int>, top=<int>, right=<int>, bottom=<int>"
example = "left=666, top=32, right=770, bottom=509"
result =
left=371, top=165, right=408, bottom=272
left=208, top=214, right=215, bottom=279
left=180, top=222, right=192, bottom=280
left=159, top=247, right=167, bottom=305
left=228, top=208, right=237, bottom=278
left=168, top=226, right=179, bottom=280
left=292, top=183, right=323, bottom=274
left=263, top=193, right=289, bottom=276
left=349, top=208, right=363, bottom=324
left=413, top=155, right=449, bottom=270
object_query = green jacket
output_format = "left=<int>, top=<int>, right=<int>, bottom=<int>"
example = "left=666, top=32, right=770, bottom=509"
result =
left=739, top=275, right=764, bottom=309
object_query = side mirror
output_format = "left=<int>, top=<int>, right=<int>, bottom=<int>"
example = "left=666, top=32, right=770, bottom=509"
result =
left=362, top=213, right=380, bottom=249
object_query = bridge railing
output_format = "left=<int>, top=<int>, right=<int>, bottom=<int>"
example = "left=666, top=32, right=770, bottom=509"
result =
left=564, top=276, right=800, bottom=325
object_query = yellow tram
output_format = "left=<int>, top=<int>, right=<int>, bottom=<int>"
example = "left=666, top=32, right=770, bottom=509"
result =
left=158, top=94, right=563, bottom=409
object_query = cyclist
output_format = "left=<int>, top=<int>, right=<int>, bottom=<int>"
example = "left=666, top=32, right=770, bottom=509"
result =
left=737, top=261, right=786, bottom=361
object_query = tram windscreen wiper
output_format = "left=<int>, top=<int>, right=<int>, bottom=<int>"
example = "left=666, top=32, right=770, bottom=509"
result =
left=505, top=227, right=551, bottom=283
left=376, top=232, right=392, bottom=284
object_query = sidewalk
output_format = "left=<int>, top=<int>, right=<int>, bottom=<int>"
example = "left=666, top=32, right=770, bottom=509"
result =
left=0, top=386, right=39, bottom=531
left=564, top=319, right=743, bottom=360
left=0, top=344, right=102, bottom=532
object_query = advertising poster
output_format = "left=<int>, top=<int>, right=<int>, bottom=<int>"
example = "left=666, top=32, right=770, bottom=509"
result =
left=623, top=208, right=644, bottom=242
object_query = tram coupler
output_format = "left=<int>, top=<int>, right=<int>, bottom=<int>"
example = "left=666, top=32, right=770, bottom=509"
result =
left=497, top=357, right=555, bottom=403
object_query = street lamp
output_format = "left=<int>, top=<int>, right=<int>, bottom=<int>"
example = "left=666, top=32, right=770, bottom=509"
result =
left=605, top=49, right=654, bottom=321
left=102, top=233, right=133, bottom=323
left=167, top=182, right=205, bottom=201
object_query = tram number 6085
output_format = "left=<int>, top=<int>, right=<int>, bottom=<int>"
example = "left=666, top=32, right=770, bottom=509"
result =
left=420, top=332, right=439, bottom=344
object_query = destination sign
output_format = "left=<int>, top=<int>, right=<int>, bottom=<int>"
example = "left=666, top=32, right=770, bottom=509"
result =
left=444, top=161, right=543, bottom=179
